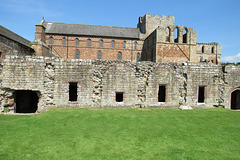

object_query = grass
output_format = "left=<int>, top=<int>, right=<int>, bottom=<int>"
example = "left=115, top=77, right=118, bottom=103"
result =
left=0, top=108, right=240, bottom=160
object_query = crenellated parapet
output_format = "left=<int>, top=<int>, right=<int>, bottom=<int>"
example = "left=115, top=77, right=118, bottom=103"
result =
left=138, top=14, right=175, bottom=38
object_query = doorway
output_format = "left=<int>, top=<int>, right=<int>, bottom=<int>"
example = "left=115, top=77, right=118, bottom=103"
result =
left=16, top=90, right=39, bottom=113
left=231, top=89, right=240, bottom=110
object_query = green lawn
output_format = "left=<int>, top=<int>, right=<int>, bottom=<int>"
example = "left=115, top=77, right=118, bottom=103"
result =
left=0, top=108, right=240, bottom=160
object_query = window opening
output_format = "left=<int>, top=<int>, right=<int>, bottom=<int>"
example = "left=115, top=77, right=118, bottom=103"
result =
left=69, top=82, right=78, bottom=101
left=158, top=85, right=166, bottom=102
left=98, top=51, right=101, bottom=59
left=63, top=37, right=66, bottom=46
left=88, top=39, right=91, bottom=47
left=202, top=46, right=205, bottom=53
left=198, top=86, right=205, bottom=103
left=123, top=41, right=126, bottom=49
left=211, top=47, right=214, bottom=53
left=76, top=50, right=79, bottom=59
left=50, top=37, right=53, bottom=45
left=118, top=52, right=122, bottom=60
left=100, top=40, right=103, bottom=48
left=112, top=40, right=115, bottom=48
left=116, top=92, right=123, bottom=102
left=134, top=42, right=137, bottom=50
left=174, top=28, right=179, bottom=43
left=76, top=39, right=79, bottom=46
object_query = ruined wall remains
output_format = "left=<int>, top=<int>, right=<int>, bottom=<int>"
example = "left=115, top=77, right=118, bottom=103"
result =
left=0, top=35, right=33, bottom=60
left=196, top=43, right=221, bottom=64
left=0, top=55, right=239, bottom=113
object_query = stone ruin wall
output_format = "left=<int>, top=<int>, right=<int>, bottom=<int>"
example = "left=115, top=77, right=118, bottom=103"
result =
left=0, top=36, right=33, bottom=59
left=0, top=55, right=239, bottom=113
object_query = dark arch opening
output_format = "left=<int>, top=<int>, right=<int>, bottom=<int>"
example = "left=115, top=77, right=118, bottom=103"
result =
left=211, top=46, right=215, bottom=53
left=231, top=89, right=240, bottom=110
left=16, top=90, right=39, bottom=113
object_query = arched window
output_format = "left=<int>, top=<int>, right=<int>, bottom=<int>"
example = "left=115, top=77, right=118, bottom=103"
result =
left=63, top=37, right=66, bottom=46
left=123, top=41, right=126, bottom=49
left=183, top=28, right=187, bottom=43
left=118, top=52, right=122, bottom=60
left=76, top=50, right=79, bottom=59
left=202, top=46, right=205, bottom=53
left=75, top=38, right=79, bottom=46
left=211, top=46, right=214, bottom=53
left=88, top=39, right=91, bottom=47
left=112, top=40, right=115, bottom=49
left=98, top=51, right=101, bottom=59
left=136, top=53, right=140, bottom=62
left=174, top=27, right=179, bottom=43
left=100, top=40, right=103, bottom=48
left=134, top=41, right=137, bottom=50
left=165, top=27, right=170, bottom=42
left=50, top=37, right=53, bottom=45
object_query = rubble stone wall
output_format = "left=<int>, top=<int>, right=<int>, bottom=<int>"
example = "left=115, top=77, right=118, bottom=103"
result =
left=0, top=56, right=239, bottom=112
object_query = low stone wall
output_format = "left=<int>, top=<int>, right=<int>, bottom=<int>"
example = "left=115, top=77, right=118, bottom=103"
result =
left=0, top=56, right=239, bottom=112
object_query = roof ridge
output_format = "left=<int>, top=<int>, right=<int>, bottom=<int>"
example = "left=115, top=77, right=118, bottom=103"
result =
left=45, top=21, right=138, bottom=30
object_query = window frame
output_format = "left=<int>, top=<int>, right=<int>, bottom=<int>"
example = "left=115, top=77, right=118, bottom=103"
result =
left=118, top=52, right=122, bottom=60
left=112, top=40, right=115, bottom=49
left=134, top=41, right=137, bottom=50
left=75, top=38, right=79, bottom=47
left=63, top=37, right=66, bottom=46
left=98, top=50, right=101, bottom=59
left=88, top=39, right=91, bottom=47
left=100, top=40, right=103, bottom=48
left=123, top=41, right=126, bottom=49
left=50, top=37, right=53, bottom=45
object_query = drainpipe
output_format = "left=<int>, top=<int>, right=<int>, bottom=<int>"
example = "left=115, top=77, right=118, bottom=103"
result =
left=131, top=40, right=133, bottom=63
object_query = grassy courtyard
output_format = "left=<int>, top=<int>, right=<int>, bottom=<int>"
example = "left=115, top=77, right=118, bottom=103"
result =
left=0, top=108, right=240, bottom=160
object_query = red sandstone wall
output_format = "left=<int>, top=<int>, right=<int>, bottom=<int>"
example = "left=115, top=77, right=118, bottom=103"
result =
left=45, top=35, right=143, bottom=62
left=156, top=43, right=190, bottom=63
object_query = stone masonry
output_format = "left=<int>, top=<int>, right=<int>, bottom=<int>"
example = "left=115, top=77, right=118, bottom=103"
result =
left=0, top=55, right=239, bottom=113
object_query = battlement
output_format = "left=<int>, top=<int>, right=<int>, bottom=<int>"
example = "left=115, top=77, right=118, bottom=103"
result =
left=138, top=14, right=175, bottom=37
left=138, top=14, right=174, bottom=24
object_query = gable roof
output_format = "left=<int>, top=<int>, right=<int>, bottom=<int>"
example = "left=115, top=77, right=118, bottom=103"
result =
left=0, top=25, right=32, bottom=48
left=44, top=22, right=140, bottom=39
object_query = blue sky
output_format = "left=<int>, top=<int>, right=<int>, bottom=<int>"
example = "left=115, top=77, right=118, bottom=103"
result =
left=1, top=0, right=240, bottom=62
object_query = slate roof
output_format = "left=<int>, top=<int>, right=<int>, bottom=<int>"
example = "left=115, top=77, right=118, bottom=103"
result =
left=0, top=25, right=32, bottom=48
left=44, top=22, right=140, bottom=39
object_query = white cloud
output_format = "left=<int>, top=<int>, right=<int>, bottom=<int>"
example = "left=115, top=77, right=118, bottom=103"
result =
left=221, top=53, right=240, bottom=63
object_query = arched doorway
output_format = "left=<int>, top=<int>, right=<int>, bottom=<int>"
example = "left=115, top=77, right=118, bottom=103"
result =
left=231, top=89, right=240, bottom=110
